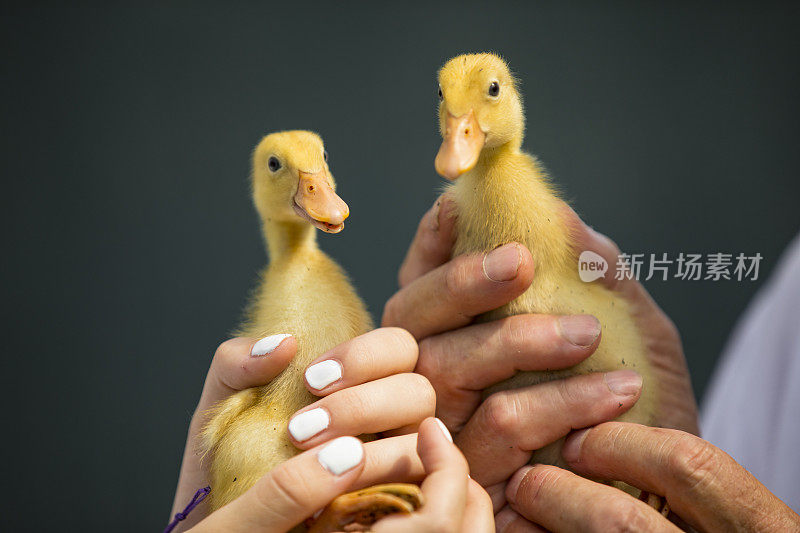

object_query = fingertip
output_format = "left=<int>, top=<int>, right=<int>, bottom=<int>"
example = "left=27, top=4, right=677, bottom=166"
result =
left=495, top=506, right=521, bottom=532
left=505, top=465, right=534, bottom=504
left=316, top=436, right=366, bottom=476
left=250, top=333, right=296, bottom=358
left=562, top=428, right=590, bottom=463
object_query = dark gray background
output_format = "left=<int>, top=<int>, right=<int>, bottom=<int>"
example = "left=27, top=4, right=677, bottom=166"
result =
left=2, top=2, right=799, bottom=530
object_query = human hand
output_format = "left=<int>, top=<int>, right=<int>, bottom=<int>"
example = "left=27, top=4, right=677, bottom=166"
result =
left=288, top=327, right=434, bottom=448
left=170, top=334, right=299, bottom=530
left=383, top=195, right=698, bottom=511
left=170, top=327, right=433, bottom=530
left=561, top=205, right=699, bottom=434
left=499, top=422, right=800, bottom=532
left=187, top=418, right=493, bottom=532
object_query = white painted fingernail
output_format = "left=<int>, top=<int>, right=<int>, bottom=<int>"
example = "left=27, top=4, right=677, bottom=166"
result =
left=305, top=360, right=343, bottom=390
left=288, top=408, right=330, bottom=442
left=317, top=436, right=364, bottom=475
left=434, top=418, right=453, bottom=443
left=251, top=334, right=291, bottom=357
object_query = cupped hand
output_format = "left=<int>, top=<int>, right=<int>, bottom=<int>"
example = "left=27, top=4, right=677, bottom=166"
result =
left=499, top=422, right=800, bottom=532
left=383, top=195, right=698, bottom=511
left=170, top=334, right=298, bottom=530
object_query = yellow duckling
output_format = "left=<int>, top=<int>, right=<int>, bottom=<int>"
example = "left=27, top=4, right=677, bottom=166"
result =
left=434, top=54, right=657, bottom=472
left=201, top=131, right=372, bottom=510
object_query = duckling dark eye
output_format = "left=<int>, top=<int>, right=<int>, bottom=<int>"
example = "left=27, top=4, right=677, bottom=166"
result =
left=323, top=150, right=328, bottom=162
left=438, top=85, right=443, bottom=101
left=267, top=156, right=281, bottom=172
left=488, top=81, right=500, bottom=97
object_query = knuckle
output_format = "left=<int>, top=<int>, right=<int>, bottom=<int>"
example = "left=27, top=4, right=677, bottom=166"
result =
left=415, top=338, right=444, bottom=380
left=213, top=338, right=238, bottom=363
left=595, top=498, right=652, bottom=533
left=443, top=258, right=471, bottom=302
left=555, top=376, right=583, bottom=408
left=425, top=514, right=456, bottom=533
left=257, top=465, right=311, bottom=514
left=516, top=466, right=563, bottom=506
left=500, top=316, right=529, bottom=351
left=405, top=373, right=437, bottom=408
left=385, top=327, right=419, bottom=362
left=481, top=392, right=521, bottom=439
left=669, top=434, right=722, bottom=491
left=381, top=293, right=401, bottom=326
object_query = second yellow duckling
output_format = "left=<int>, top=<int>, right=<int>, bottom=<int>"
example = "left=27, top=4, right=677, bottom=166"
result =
left=434, top=54, right=658, bottom=473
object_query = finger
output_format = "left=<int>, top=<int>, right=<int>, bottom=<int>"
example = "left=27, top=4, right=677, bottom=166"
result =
left=564, top=204, right=699, bottom=434
left=373, top=417, right=471, bottom=532
left=505, top=465, right=679, bottom=533
left=304, top=327, right=418, bottom=395
left=562, top=422, right=793, bottom=532
left=495, top=507, right=547, bottom=532
left=416, top=313, right=601, bottom=430
left=355, top=433, right=425, bottom=488
left=199, top=335, right=297, bottom=411
left=196, top=437, right=365, bottom=533
left=398, top=194, right=458, bottom=287
left=562, top=203, right=673, bottom=327
left=288, top=373, right=436, bottom=449
left=460, top=479, right=496, bottom=533
left=383, top=243, right=535, bottom=339
left=458, top=370, right=643, bottom=487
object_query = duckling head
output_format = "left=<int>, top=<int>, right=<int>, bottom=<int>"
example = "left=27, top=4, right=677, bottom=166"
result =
left=252, top=130, right=349, bottom=234
left=435, top=53, right=524, bottom=180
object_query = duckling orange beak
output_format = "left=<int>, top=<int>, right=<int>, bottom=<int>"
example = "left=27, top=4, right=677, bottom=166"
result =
left=293, top=170, right=349, bottom=233
left=435, top=109, right=485, bottom=180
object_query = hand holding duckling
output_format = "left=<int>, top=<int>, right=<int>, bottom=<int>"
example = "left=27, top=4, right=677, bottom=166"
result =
left=500, top=422, right=800, bottom=532
left=170, top=329, right=465, bottom=531
left=188, top=418, right=493, bottom=533
left=384, top=196, right=698, bottom=512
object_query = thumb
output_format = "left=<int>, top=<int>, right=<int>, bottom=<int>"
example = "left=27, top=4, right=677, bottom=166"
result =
left=195, top=437, right=366, bottom=533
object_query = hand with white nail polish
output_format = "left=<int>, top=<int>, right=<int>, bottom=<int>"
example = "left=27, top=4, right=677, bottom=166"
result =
left=190, top=421, right=496, bottom=533
left=169, top=335, right=297, bottom=531
left=368, top=418, right=494, bottom=533
left=189, top=436, right=367, bottom=532
left=288, top=327, right=433, bottom=449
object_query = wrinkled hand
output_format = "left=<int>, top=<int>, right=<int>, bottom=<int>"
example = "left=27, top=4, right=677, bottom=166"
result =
left=499, top=422, right=800, bottom=532
left=383, top=195, right=698, bottom=512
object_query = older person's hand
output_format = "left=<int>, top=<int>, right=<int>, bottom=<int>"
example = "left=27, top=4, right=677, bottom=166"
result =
left=382, top=194, right=698, bottom=511
left=499, top=422, right=800, bottom=532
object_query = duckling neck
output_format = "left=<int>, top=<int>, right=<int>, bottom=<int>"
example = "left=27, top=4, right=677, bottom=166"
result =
left=263, top=220, right=317, bottom=262
left=454, top=141, right=574, bottom=275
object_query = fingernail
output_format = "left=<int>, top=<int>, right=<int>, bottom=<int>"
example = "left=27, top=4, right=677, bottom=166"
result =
left=434, top=418, right=453, bottom=443
left=604, top=369, right=642, bottom=397
left=562, top=428, right=590, bottom=462
left=428, top=198, right=442, bottom=232
left=317, top=436, right=364, bottom=475
left=305, top=360, right=343, bottom=390
left=288, top=408, right=330, bottom=442
left=557, top=315, right=601, bottom=347
left=483, top=243, right=521, bottom=282
left=505, top=465, right=533, bottom=503
left=251, top=334, right=292, bottom=356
